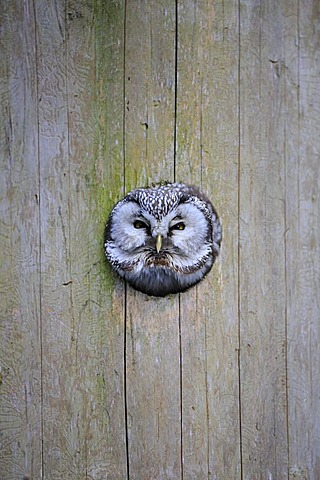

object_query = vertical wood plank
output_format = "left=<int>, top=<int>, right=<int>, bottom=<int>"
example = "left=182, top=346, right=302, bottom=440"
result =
left=123, top=1, right=181, bottom=478
left=94, top=1, right=128, bottom=476
left=197, top=1, right=241, bottom=477
left=36, top=0, right=127, bottom=478
left=286, top=0, right=320, bottom=477
left=176, top=1, right=241, bottom=478
left=239, top=0, right=288, bottom=477
left=35, top=0, right=73, bottom=476
left=175, top=5, right=206, bottom=475
left=124, top=0, right=176, bottom=190
left=67, top=0, right=127, bottom=477
left=0, top=1, right=42, bottom=478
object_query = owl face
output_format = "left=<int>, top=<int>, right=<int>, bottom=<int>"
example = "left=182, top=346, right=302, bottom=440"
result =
left=104, top=183, right=221, bottom=297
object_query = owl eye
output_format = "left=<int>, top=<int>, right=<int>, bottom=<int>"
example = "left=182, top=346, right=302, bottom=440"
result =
left=170, top=222, right=185, bottom=231
left=133, top=219, right=148, bottom=229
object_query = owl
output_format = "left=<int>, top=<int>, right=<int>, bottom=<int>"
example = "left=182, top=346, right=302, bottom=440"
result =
left=104, top=183, right=222, bottom=297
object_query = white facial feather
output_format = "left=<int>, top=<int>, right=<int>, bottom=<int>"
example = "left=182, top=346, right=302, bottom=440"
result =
left=110, top=201, right=146, bottom=251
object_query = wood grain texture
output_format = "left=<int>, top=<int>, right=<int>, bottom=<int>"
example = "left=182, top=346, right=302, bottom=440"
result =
left=94, top=1, right=128, bottom=477
left=0, top=0, right=319, bottom=479
left=124, top=0, right=176, bottom=189
left=286, top=0, right=320, bottom=478
left=36, top=0, right=127, bottom=478
left=239, top=0, right=288, bottom=477
left=124, top=2, right=181, bottom=478
left=176, top=1, right=241, bottom=478
left=35, top=0, right=78, bottom=476
left=0, top=2, right=42, bottom=478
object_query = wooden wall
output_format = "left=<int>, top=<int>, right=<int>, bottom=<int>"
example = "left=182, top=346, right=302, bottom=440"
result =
left=0, top=0, right=319, bottom=478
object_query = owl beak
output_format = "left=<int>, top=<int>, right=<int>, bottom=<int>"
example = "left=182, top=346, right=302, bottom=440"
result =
left=156, top=233, right=162, bottom=253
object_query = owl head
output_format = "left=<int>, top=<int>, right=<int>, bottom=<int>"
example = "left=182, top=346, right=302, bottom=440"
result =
left=104, top=183, right=222, bottom=297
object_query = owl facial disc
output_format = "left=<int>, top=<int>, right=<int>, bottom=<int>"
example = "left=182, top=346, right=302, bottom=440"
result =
left=104, top=183, right=222, bottom=297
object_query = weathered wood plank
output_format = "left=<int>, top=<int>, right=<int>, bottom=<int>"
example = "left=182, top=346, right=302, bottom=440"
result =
left=123, top=1, right=181, bottom=478
left=176, top=1, right=241, bottom=479
left=67, top=0, right=127, bottom=477
left=124, top=0, right=176, bottom=190
left=0, top=1, right=42, bottom=478
left=36, top=0, right=127, bottom=478
left=286, top=0, right=320, bottom=477
left=93, top=1, right=128, bottom=476
left=239, top=0, right=288, bottom=477
left=35, top=1, right=75, bottom=476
